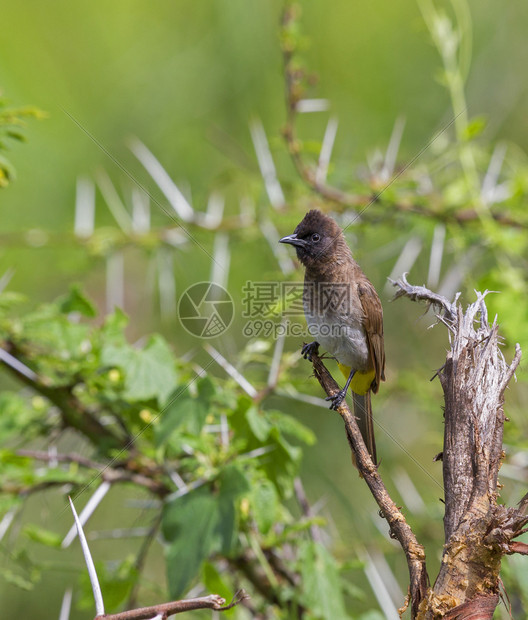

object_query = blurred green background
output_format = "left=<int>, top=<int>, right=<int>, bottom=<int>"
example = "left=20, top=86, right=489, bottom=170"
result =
left=1, top=0, right=528, bottom=617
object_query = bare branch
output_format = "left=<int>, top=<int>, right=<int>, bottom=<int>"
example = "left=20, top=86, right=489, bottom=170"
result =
left=293, top=477, right=323, bottom=544
left=390, top=273, right=456, bottom=321
left=309, top=352, right=429, bottom=617
left=94, top=591, right=248, bottom=620
left=16, top=449, right=169, bottom=497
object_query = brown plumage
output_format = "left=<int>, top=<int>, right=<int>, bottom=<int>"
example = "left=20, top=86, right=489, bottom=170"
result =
left=280, top=209, right=385, bottom=464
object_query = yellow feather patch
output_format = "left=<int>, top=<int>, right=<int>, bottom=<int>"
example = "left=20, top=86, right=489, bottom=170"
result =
left=337, top=363, right=374, bottom=396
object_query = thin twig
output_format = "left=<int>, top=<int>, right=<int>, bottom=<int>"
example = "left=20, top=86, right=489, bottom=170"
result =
left=95, top=591, right=248, bottom=620
left=293, top=478, right=322, bottom=543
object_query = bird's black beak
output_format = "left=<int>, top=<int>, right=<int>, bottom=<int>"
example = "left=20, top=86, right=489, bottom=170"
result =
left=279, top=233, right=306, bottom=248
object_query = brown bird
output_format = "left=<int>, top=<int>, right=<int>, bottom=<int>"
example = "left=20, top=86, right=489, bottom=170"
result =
left=279, top=209, right=385, bottom=464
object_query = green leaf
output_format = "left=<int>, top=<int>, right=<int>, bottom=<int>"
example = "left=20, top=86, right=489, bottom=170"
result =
left=0, top=568, right=34, bottom=591
left=250, top=478, right=278, bottom=535
left=217, top=464, right=250, bottom=554
left=197, top=375, right=216, bottom=402
left=101, top=307, right=129, bottom=343
left=102, top=334, right=178, bottom=404
left=0, top=393, right=39, bottom=442
left=246, top=406, right=271, bottom=441
left=156, top=390, right=208, bottom=444
left=298, top=541, right=348, bottom=619
left=462, top=116, right=487, bottom=141
left=57, top=285, right=97, bottom=317
left=259, top=430, right=302, bottom=497
left=23, top=525, right=62, bottom=548
left=0, top=291, right=27, bottom=312
left=163, top=488, right=220, bottom=598
left=268, top=410, right=316, bottom=445
left=202, top=561, right=233, bottom=602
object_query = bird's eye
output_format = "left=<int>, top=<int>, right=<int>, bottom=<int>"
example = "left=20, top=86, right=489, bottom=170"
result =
left=311, top=233, right=321, bottom=243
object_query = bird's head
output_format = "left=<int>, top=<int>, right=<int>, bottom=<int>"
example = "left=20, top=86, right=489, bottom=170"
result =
left=279, top=209, right=347, bottom=268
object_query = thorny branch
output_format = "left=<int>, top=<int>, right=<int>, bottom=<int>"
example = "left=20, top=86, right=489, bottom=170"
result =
left=280, top=5, right=528, bottom=231
left=16, top=450, right=169, bottom=497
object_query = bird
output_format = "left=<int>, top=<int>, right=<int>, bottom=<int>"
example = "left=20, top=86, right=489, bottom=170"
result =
left=279, top=209, right=385, bottom=464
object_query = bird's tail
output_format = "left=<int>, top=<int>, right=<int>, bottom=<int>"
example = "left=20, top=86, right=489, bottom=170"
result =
left=352, top=391, right=377, bottom=466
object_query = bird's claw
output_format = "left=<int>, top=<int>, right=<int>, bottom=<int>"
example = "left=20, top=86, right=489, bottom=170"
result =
left=325, top=388, right=347, bottom=410
left=301, top=341, right=320, bottom=361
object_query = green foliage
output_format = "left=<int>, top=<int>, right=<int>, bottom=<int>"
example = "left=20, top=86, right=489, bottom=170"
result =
left=296, top=542, right=347, bottom=619
left=101, top=333, right=178, bottom=405
left=163, top=468, right=249, bottom=600
left=0, top=289, right=351, bottom=618
left=0, top=96, right=44, bottom=188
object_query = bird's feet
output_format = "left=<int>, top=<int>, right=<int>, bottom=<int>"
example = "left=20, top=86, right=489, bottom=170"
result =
left=301, top=341, right=320, bottom=361
left=325, top=388, right=347, bottom=411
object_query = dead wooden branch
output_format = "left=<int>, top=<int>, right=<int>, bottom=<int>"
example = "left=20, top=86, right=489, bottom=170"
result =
left=391, top=278, right=526, bottom=619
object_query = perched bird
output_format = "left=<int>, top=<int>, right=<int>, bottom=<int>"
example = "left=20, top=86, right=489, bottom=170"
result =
left=279, top=209, right=385, bottom=464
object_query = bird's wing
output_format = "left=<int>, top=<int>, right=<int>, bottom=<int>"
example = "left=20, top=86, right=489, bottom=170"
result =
left=357, top=279, right=385, bottom=392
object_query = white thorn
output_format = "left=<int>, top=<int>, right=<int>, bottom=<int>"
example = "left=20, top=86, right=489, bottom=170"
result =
left=427, top=224, right=446, bottom=289
left=0, top=347, right=39, bottom=381
left=295, top=98, right=330, bottom=113
left=210, top=233, right=230, bottom=290
left=384, top=237, right=422, bottom=295
left=204, top=344, right=258, bottom=398
left=481, top=143, right=508, bottom=205
left=165, top=477, right=208, bottom=503
left=131, top=188, right=151, bottom=233
left=157, top=248, right=176, bottom=321
left=315, top=117, right=338, bottom=185
left=267, top=325, right=285, bottom=388
left=0, top=508, right=17, bottom=542
left=381, top=116, right=406, bottom=180
left=260, top=219, right=296, bottom=275
left=67, top=497, right=105, bottom=616
left=96, top=170, right=132, bottom=233
left=58, top=587, right=73, bottom=620
left=129, top=138, right=195, bottom=222
left=392, top=467, right=426, bottom=515
left=220, top=414, right=229, bottom=448
left=437, top=248, right=477, bottom=300
left=106, top=252, right=125, bottom=312
left=196, top=192, right=224, bottom=229
left=62, top=482, right=111, bottom=549
left=249, top=118, right=285, bottom=210
left=74, top=177, right=95, bottom=238
left=359, top=547, right=400, bottom=620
